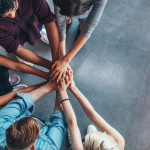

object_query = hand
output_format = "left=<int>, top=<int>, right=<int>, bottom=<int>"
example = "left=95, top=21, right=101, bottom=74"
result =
left=46, top=80, right=56, bottom=91
left=68, top=75, right=76, bottom=91
left=57, top=75, right=71, bottom=92
left=50, top=59, right=68, bottom=83
left=63, top=64, right=73, bottom=79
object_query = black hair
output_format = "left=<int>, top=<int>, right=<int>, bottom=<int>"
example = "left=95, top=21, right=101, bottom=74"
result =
left=53, top=0, right=94, bottom=17
left=0, top=0, right=16, bottom=16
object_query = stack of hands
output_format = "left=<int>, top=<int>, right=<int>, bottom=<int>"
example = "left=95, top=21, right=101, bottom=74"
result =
left=47, top=63, right=75, bottom=92
left=49, top=59, right=72, bottom=83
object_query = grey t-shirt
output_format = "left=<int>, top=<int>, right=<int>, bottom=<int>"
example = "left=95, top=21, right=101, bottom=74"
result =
left=54, top=0, right=108, bottom=41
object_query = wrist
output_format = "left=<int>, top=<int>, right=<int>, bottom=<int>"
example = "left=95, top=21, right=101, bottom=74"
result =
left=60, top=98, right=70, bottom=104
left=58, top=89, right=66, bottom=94
left=43, top=72, right=49, bottom=80
left=69, top=85, right=76, bottom=92
left=58, top=89, right=68, bottom=99
left=63, top=55, right=70, bottom=63
left=45, top=82, right=55, bottom=91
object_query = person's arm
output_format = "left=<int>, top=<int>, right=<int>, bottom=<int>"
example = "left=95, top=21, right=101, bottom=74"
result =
left=57, top=78, right=83, bottom=150
left=29, top=81, right=56, bottom=102
left=14, top=45, right=51, bottom=69
left=0, top=55, right=48, bottom=79
left=0, top=82, right=46, bottom=107
left=0, top=81, right=56, bottom=124
left=54, top=5, right=67, bottom=58
left=69, top=84, right=125, bottom=150
left=63, top=0, right=108, bottom=62
left=45, top=21, right=60, bottom=62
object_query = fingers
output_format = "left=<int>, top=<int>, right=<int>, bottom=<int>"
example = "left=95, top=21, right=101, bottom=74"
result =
left=65, top=75, right=70, bottom=85
left=51, top=63, right=56, bottom=70
left=65, top=75, right=68, bottom=84
left=51, top=71, right=60, bottom=81
left=50, top=67, right=58, bottom=78
left=60, top=78, right=63, bottom=88
left=56, top=72, right=63, bottom=83
left=62, top=72, right=66, bottom=80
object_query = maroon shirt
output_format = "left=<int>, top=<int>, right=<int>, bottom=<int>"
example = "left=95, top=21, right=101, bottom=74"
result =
left=0, top=0, right=54, bottom=53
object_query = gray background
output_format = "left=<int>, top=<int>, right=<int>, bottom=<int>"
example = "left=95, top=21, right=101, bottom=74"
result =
left=0, top=0, right=150, bottom=149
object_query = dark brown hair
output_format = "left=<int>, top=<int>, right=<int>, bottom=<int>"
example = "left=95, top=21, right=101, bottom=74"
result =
left=53, top=0, right=94, bottom=17
left=6, top=117, right=39, bottom=150
left=0, top=0, right=17, bottom=16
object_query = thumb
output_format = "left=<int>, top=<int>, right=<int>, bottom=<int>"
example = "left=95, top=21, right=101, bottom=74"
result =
left=51, top=63, right=56, bottom=70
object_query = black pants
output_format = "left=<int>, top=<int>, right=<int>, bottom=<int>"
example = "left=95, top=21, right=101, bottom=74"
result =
left=0, top=66, right=13, bottom=96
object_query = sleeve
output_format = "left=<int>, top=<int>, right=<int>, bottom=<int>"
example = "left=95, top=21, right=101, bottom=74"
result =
left=54, top=5, right=66, bottom=41
left=40, top=110, right=67, bottom=150
left=32, top=0, right=55, bottom=25
left=0, top=93, right=34, bottom=121
left=0, top=30, right=20, bottom=53
left=81, top=0, right=108, bottom=38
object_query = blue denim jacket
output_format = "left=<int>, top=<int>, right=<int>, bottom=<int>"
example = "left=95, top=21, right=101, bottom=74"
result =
left=0, top=93, right=67, bottom=150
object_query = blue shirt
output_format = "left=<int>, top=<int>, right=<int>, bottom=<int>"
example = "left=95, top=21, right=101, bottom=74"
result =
left=0, top=93, right=67, bottom=150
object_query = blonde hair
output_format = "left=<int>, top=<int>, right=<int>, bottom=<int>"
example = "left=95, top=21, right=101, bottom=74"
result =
left=84, top=131, right=119, bottom=150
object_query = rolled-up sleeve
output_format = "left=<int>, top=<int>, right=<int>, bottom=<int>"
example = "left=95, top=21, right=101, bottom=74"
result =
left=81, top=0, right=108, bottom=38
left=0, top=93, right=34, bottom=121
left=0, top=30, right=20, bottom=53
left=32, top=0, right=55, bottom=25
left=54, top=5, right=66, bottom=41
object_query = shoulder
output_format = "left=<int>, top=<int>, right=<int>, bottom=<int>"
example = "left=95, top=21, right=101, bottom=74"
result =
left=0, top=18, right=15, bottom=35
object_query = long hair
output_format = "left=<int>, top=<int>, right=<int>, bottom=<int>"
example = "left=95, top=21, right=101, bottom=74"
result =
left=6, top=117, right=39, bottom=150
left=84, top=131, right=119, bottom=150
left=53, top=0, right=94, bottom=17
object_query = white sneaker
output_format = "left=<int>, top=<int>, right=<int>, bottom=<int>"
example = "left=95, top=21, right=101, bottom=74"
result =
left=87, top=124, right=98, bottom=134
left=40, top=27, right=49, bottom=44
left=16, top=56, right=34, bottom=66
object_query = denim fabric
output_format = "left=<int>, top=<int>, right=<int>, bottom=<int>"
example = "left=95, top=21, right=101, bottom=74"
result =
left=0, top=93, right=34, bottom=149
left=0, top=93, right=67, bottom=150
left=35, top=110, right=67, bottom=150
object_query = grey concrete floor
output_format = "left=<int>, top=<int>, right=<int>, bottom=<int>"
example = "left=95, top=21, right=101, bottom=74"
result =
left=0, top=0, right=150, bottom=149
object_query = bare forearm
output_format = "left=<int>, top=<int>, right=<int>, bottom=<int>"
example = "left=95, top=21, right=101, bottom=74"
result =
left=0, top=82, right=45, bottom=106
left=59, top=90, right=83, bottom=149
left=45, top=22, right=60, bottom=61
left=59, top=90, right=77, bottom=127
left=71, top=86, right=125, bottom=149
left=64, top=34, right=87, bottom=63
left=15, top=45, right=51, bottom=69
left=70, top=86, right=95, bottom=117
left=29, top=82, right=55, bottom=102
left=59, top=40, right=66, bottom=58
left=15, top=62, right=48, bottom=79
left=0, top=55, right=48, bottom=79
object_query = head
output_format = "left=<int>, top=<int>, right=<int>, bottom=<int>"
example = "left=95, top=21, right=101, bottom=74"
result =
left=84, top=131, right=119, bottom=150
left=0, top=0, right=18, bottom=18
left=53, top=0, right=94, bottom=17
left=6, top=117, right=39, bottom=150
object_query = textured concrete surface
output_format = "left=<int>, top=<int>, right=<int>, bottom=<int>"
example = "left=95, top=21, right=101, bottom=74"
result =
left=0, top=0, right=150, bottom=149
